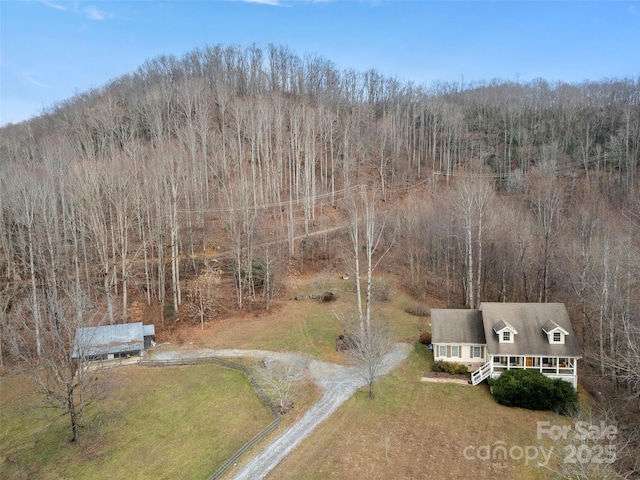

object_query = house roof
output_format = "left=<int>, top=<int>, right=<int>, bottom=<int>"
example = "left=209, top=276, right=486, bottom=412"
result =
left=431, top=308, right=486, bottom=345
left=492, top=319, right=518, bottom=334
left=480, top=303, right=581, bottom=357
left=541, top=319, right=569, bottom=335
left=72, top=322, right=155, bottom=358
left=431, top=303, right=581, bottom=359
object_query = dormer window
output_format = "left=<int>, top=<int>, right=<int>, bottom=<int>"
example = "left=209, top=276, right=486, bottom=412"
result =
left=542, top=319, right=569, bottom=345
left=493, top=320, right=517, bottom=343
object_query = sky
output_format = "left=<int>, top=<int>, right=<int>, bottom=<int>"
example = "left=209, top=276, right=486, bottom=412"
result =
left=1, top=0, right=639, bottom=126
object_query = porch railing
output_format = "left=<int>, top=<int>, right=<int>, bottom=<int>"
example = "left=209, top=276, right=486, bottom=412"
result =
left=471, top=361, right=492, bottom=385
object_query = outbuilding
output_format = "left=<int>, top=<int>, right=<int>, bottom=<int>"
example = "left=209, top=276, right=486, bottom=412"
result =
left=72, top=322, right=155, bottom=361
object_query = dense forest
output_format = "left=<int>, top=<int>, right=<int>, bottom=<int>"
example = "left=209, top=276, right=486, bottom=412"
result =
left=1, top=44, right=639, bottom=401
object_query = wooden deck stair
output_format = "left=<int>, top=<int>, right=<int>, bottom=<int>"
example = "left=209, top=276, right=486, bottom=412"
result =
left=471, top=361, right=492, bottom=385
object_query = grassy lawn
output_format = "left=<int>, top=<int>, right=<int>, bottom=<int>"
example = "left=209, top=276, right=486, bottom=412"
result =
left=268, top=342, right=559, bottom=480
left=201, top=277, right=562, bottom=479
left=190, top=276, right=429, bottom=363
left=1, top=276, right=570, bottom=479
left=0, top=364, right=275, bottom=480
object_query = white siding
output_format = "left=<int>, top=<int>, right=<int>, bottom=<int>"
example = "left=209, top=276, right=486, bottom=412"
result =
left=434, top=343, right=485, bottom=363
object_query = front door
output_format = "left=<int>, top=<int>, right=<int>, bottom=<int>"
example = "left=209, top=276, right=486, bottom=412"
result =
left=526, top=357, right=533, bottom=367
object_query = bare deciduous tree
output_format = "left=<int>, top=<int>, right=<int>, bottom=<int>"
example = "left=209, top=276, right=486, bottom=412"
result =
left=450, top=172, right=495, bottom=307
left=528, top=167, right=564, bottom=303
left=222, top=178, right=258, bottom=309
left=8, top=283, right=108, bottom=444
left=0, top=284, right=16, bottom=369
left=185, top=267, right=221, bottom=330
left=544, top=402, right=638, bottom=479
left=345, top=186, right=393, bottom=332
left=342, top=318, right=394, bottom=399
left=255, top=357, right=308, bottom=413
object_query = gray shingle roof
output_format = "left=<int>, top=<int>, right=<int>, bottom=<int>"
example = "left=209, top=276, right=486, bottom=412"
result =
left=430, top=303, right=581, bottom=358
left=73, top=322, right=155, bottom=358
left=480, top=303, right=581, bottom=357
left=431, top=309, right=486, bottom=344
left=492, top=319, right=518, bottom=334
left=541, top=319, right=568, bottom=334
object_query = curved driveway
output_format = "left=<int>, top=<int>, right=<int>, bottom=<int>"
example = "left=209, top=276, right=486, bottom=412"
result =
left=151, top=344, right=411, bottom=480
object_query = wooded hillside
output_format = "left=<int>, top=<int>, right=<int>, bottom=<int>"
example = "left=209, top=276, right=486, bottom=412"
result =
left=1, top=44, right=639, bottom=396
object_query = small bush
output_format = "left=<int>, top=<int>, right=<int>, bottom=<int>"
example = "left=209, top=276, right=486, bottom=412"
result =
left=489, top=369, right=578, bottom=415
left=405, top=302, right=430, bottom=317
left=311, top=266, right=337, bottom=293
left=452, top=363, right=468, bottom=375
left=320, top=292, right=335, bottom=302
left=432, top=360, right=468, bottom=375
left=431, top=360, right=448, bottom=372
left=418, top=331, right=432, bottom=345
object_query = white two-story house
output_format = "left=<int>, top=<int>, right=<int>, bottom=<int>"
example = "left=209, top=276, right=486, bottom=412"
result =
left=431, top=303, right=581, bottom=388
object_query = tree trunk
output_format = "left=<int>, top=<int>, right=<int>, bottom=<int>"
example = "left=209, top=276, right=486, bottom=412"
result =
left=68, top=390, right=80, bottom=444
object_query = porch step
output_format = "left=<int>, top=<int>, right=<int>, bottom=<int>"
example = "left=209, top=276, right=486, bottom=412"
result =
left=471, top=361, right=492, bottom=386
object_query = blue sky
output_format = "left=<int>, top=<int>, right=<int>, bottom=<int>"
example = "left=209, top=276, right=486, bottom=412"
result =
left=1, top=0, right=639, bottom=126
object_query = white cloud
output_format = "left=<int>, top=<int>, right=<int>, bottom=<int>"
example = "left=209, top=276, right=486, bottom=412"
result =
left=26, top=76, right=49, bottom=88
left=38, top=0, right=66, bottom=10
left=238, top=0, right=284, bottom=6
left=39, top=0, right=114, bottom=20
left=84, top=6, right=107, bottom=20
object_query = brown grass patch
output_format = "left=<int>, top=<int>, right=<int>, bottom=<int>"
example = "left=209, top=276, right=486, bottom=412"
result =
left=269, top=352, right=557, bottom=480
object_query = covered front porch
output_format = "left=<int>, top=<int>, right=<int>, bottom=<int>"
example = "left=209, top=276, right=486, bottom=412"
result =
left=490, top=355, right=577, bottom=387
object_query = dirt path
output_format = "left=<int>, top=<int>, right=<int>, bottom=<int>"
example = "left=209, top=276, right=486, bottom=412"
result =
left=150, top=344, right=411, bottom=480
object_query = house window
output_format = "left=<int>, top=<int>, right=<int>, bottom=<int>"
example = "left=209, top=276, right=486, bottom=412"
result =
left=502, top=331, right=511, bottom=342
left=553, top=332, right=562, bottom=342
left=473, top=346, right=482, bottom=358
left=439, top=345, right=447, bottom=358
left=451, top=346, right=459, bottom=358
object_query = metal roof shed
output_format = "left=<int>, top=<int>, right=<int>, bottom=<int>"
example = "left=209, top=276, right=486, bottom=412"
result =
left=73, top=322, right=155, bottom=359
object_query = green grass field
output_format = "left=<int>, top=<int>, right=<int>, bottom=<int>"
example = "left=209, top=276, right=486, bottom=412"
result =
left=0, top=364, right=274, bottom=480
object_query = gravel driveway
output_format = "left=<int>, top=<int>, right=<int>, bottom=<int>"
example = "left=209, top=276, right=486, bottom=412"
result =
left=151, top=343, right=411, bottom=479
